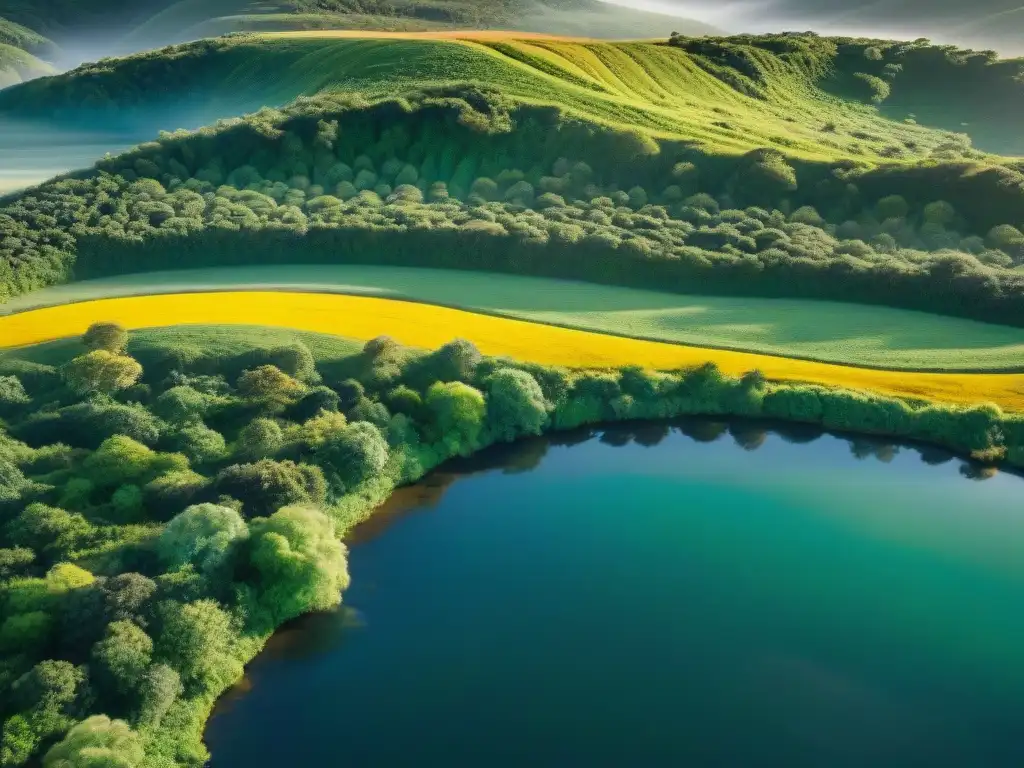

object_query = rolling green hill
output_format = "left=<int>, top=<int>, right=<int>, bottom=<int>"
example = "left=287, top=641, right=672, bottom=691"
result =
left=4, top=34, right=1024, bottom=333
left=4, top=64, right=1024, bottom=326
left=0, top=15, right=55, bottom=84
left=0, top=33, right=1006, bottom=159
left=0, top=40, right=53, bottom=85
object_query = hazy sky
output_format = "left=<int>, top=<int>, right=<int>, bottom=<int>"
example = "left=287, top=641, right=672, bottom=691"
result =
left=602, top=0, right=1024, bottom=52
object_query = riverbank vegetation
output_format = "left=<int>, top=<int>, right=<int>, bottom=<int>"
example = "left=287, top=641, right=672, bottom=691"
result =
left=1, top=320, right=1022, bottom=766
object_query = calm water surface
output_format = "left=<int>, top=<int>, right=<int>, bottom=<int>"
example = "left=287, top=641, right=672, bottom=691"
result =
left=206, top=421, right=1024, bottom=767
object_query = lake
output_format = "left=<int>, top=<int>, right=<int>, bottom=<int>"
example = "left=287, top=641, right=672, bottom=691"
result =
left=205, top=420, right=1024, bottom=767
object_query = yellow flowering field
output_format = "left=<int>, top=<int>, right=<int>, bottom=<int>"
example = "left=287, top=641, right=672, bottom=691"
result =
left=3, top=291, right=1024, bottom=410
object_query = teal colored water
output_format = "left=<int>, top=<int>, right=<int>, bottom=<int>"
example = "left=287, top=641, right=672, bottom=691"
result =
left=205, top=421, right=1024, bottom=767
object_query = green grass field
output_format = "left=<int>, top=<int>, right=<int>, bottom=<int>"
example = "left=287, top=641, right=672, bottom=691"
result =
left=8, top=265, right=1024, bottom=371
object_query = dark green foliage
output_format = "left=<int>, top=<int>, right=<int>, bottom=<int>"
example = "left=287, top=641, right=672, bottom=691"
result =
left=853, top=72, right=891, bottom=103
left=287, top=386, right=340, bottom=422
left=237, top=417, right=283, bottom=460
left=0, top=546, right=33, bottom=579
left=5, top=504, right=90, bottom=564
left=16, top=398, right=161, bottom=449
left=334, top=379, right=366, bottom=412
left=136, top=664, right=180, bottom=730
left=0, top=375, right=30, bottom=416
left=91, top=620, right=152, bottom=701
left=2, top=660, right=89, bottom=764
left=213, top=459, right=327, bottom=517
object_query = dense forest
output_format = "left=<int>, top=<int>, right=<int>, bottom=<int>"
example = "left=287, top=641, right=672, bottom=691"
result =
left=1, top=315, right=1022, bottom=766
left=3, top=86, right=1024, bottom=324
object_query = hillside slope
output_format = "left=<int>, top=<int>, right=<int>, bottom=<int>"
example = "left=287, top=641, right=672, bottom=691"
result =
left=0, top=33, right=1000, bottom=160
left=4, top=80, right=1024, bottom=325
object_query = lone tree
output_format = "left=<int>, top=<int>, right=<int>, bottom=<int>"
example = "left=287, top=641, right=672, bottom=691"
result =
left=82, top=322, right=128, bottom=354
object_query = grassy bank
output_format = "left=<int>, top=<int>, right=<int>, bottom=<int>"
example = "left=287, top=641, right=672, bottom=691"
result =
left=3, top=293, right=1024, bottom=410
left=7, top=266, right=1024, bottom=372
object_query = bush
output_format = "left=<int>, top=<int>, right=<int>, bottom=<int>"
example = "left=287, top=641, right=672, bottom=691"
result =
left=82, top=323, right=128, bottom=354
left=167, top=422, right=226, bottom=465
left=242, top=505, right=349, bottom=627
left=62, top=351, right=142, bottom=395
left=485, top=368, right=549, bottom=442
left=157, top=503, right=248, bottom=577
left=237, top=365, right=304, bottom=411
left=154, top=599, right=240, bottom=689
left=237, top=417, right=283, bottom=460
left=425, top=381, right=486, bottom=455
left=852, top=72, right=890, bottom=103
left=313, top=422, right=389, bottom=495
left=213, top=459, right=327, bottom=517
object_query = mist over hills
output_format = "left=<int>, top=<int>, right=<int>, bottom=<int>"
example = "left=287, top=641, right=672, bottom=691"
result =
left=0, top=0, right=718, bottom=70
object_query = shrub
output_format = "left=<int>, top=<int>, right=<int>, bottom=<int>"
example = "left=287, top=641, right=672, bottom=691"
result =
left=852, top=72, right=890, bottom=103
left=82, top=322, right=128, bottom=354
left=313, top=421, right=389, bottom=495
left=485, top=368, right=549, bottom=442
left=243, top=505, right=350, bottom=627
left=424, top=381, right=486, bottom=455
left=237, top=417, right=283, bottom=460
left=157, top=503, right=248, bottom=576
left=62, top=351, right=142, bottom=394
left=213, top=459, right=327, bottom=517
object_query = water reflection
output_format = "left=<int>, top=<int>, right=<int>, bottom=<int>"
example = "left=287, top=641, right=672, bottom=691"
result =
left=350, top=417, right=1004, bottom=550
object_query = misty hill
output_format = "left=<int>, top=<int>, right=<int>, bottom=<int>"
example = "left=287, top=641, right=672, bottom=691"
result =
left=0, top=17, right=55, bottom=84
left=0, top=0, right=717, bottom=68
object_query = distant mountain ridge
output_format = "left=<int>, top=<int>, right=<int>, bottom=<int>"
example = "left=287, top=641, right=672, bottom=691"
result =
left=668, top=0, right=1024, bottom=55
left=0, top=0, right=719, bottom=70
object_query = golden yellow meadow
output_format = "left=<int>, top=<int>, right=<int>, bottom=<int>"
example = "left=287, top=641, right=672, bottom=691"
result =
left=3, top=291, right=1024, bottom=410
